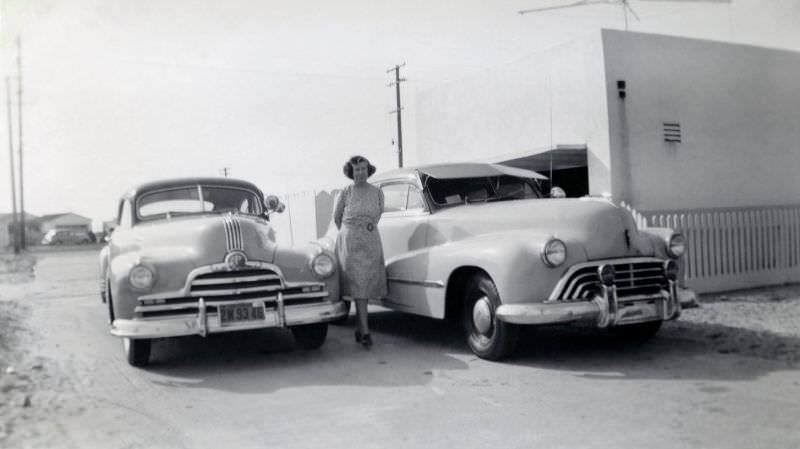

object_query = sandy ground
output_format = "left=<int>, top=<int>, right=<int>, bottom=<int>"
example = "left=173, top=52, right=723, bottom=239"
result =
left=1, top=249, right=799, bottom=449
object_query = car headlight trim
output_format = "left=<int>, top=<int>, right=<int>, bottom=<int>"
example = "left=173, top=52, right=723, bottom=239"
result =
left=667, top=233, right=686, bottom=258
left=542, top=238, right=567, bottom=267
left=129, top=264, right=156, bottom=290
left=311, top=253, right=336, bottom=279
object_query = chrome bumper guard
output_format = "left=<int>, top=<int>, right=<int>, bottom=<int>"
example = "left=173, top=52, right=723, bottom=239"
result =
left=496, top=282, right=697, bottom=328
left=111, top=294, right=348, bottom=339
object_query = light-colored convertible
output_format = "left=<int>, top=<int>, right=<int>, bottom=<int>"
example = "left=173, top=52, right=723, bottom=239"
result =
left=100, top=177, right=346, bottom=366
left=367, top=163, right=697, bottom=360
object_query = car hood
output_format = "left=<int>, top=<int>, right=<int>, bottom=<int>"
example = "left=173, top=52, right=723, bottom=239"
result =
left=430, top=198, right=654, bottom=259
left=115, top=214, right=277, bottom=266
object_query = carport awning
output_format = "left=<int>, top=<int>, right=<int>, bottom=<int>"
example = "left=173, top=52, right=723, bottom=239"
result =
left=499, top=145, right=587, bottom=172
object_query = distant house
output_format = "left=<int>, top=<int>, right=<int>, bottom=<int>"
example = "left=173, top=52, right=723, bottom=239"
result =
left=0, top=212, right=40, bottom=250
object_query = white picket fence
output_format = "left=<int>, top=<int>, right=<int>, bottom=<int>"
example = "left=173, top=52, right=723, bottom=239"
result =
left=624, top=203, right=800, bottom=293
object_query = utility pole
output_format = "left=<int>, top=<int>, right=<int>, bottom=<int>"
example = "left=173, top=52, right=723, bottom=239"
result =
left=17, top=37, right=25, bottom=249
left=6, top=78, right=19, bottom=254
left=219, top=167, right=230, bottom=177
left=387, top=63, right=406, bottom=168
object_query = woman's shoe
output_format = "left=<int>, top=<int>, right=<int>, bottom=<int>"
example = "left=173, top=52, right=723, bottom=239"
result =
left=360, top=333, right=373, bottom=348
left=354, top=331, right=362, bottom=343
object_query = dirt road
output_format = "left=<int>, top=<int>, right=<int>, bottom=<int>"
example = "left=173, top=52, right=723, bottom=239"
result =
left=1, top=249, right=799, bottom=448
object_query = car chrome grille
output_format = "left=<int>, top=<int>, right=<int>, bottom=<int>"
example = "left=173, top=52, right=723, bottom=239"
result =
left=190, top=268, right=283, bottom=296
left=554, top=260, right=668, bottom=301
left=136, top=267, right=329, bottom=318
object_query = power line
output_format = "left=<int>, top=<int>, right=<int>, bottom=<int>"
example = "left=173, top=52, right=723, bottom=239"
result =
left=387, top=63, right=406, bottom=168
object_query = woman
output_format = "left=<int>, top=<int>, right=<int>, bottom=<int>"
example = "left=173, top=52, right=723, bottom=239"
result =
left=333, top=155, right=387, bottom=348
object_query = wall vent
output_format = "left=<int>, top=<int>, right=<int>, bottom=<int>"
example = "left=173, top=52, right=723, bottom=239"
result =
left=663, top=122, right=681, bottom=143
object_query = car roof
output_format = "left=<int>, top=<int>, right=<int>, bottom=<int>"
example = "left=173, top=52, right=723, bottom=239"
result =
left=122, top=177, right=264, bottom=200
left=370, top=162, right=547, bottom=183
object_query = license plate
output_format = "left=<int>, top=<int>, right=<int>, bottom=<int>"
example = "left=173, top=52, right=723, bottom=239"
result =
left=219, top=303, right=266, bottom=325
left=617, top=301, right=659, bottom=324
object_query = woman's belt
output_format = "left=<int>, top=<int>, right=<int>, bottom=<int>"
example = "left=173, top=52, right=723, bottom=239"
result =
left=343, top=221, right=375, bottom=232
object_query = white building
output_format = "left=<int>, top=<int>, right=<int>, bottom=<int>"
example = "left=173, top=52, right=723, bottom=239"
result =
left=415, top=29, right=800, bottom=292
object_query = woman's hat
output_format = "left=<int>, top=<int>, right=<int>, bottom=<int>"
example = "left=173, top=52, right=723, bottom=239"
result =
left=343, top=155, right=377, bottom=179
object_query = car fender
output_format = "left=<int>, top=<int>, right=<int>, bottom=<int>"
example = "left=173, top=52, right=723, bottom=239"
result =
left=385, top=230, right=589, bottom=318
left=99, top=245, right=111, bottom=302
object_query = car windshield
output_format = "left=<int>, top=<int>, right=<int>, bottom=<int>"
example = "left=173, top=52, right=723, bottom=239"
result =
left=137, top=186, right=262, bottom=221
left=426, top=175, right=544, bottom=207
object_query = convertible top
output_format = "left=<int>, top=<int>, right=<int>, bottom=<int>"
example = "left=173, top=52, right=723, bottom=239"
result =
left=372, top=163, right=547, bottom=182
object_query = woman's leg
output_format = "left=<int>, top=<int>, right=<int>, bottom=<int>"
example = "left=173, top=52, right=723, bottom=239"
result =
left=355, top=298, right=370, bottom=336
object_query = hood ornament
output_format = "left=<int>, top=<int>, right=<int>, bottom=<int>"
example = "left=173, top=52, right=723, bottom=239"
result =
left=624, top=229, right=631, bottom=249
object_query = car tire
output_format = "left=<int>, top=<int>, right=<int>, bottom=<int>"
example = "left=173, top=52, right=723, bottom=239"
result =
left=461, top=273, right=519, bottom=361
left=291, top=323, right=328, bottom=350
left=610, top=320, right=663, bottom=342
left=123, top=338, right=151, bottom=367
left=331, top=300, right=350, bottom=325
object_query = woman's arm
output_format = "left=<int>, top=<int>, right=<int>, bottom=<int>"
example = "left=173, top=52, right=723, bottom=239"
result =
left=333, top=187, right=347, bottom=230
left=375, top=187, right=384, bottom=224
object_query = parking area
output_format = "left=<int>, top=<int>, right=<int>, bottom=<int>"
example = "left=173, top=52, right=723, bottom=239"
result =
left=1, top=249, right=799, bottom=449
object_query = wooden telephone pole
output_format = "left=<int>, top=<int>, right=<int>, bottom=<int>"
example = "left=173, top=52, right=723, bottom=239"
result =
left=17, top=37, right=26, bottom=249
left=387, top=63, right=406, bottom=168
left=6, top=77, right=19, bottom=253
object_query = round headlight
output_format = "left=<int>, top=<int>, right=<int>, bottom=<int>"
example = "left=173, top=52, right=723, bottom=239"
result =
left=663, top=260, right=679, bottom=281
left=542, top=238, right=567, bottom=267
left=311, top=253, right=336, bottom=279
left=667, top=233, right=686, bottom=258
left=129, top=265, right=155, bottom=290
left=598, top=264, right=616, bottom=286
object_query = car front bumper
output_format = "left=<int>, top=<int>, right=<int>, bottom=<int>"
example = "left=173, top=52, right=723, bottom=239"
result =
left=111, top=299, right=348, bottom=339
left=495, top=281, right=697, bottom=328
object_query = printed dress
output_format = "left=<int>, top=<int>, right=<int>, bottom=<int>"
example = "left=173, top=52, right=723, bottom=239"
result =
left=333, top=183, right=388, bottom=300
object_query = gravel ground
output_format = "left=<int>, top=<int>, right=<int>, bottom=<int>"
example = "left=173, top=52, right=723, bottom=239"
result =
left=672, top=285, right=800, bottom=364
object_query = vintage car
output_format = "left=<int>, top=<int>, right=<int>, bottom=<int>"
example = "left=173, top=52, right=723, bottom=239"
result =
left=41, top=229, right=94, bottom=245
left=364, top=163, right=697, bottom=360
left=99, top=178, right=346, bottom=367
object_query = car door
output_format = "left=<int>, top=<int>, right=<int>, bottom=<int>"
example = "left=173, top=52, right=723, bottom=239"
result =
left=377, top=182, right=442, bottom=316
left=378, top=183, right=429, bottom=260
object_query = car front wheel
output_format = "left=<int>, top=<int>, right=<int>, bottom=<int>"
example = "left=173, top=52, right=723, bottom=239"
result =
left=291, top=323, right=328, bottom=349
left=461, top=273, right=519, bottom=361
left=123, top=338, right=152, bottom=367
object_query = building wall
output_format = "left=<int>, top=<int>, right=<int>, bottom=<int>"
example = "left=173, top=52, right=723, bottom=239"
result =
left=602, top=29, right=800, bottom=211
left=415, top=32, right=612, bottom=194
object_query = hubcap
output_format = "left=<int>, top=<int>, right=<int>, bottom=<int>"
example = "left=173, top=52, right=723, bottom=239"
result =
left=472, top=297, right=493, bottom=335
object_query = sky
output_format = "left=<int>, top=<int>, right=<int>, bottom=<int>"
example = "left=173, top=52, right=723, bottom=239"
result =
left=0, top=0, right=799, bottom=225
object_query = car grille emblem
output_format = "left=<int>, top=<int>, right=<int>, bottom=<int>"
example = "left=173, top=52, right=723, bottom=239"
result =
left=224, top=251, right=248, bottom=271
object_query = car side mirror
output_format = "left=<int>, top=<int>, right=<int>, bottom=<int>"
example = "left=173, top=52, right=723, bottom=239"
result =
left=550, top=187, right=566, bottom=199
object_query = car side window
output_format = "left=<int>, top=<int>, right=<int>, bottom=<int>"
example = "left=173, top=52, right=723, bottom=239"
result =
left=406, top=187, right=425, bottom=211
left=381, top=184, right=409, bottom=212
left=120, top=200, right=133, bottom=228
